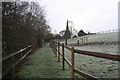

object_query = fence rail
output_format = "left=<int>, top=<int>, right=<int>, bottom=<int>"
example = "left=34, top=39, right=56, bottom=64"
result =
left=50, top=40, right=120, bottom=80
left=2, top=45, right=32, bottom=77
left=74, top=49, right=120, bottom=61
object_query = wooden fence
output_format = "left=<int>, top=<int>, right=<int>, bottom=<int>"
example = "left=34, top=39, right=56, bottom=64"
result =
left=2, top=45, right=32, bottom=77
left=50, top=40, right=120, bottom=80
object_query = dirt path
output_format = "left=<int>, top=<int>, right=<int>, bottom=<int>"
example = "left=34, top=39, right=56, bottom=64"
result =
left=17, top=47, right=72, bottom=78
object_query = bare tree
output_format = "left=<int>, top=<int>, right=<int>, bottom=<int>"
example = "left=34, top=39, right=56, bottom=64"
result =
left=2, top=1, right=51, bottom=56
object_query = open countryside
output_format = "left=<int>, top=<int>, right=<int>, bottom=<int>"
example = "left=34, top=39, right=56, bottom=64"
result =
left=2, top=0, right=120, bottom=80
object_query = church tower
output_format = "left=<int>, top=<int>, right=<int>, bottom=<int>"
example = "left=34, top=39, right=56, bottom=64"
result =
left=63, top=20, right=71, bottom=39
left=66, top=20, right=69, bottom=30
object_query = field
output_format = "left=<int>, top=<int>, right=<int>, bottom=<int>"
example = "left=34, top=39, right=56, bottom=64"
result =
left=67, top=31, right=118, bottom=44
left=59, top=32, right=119, bottom=78
left=60, top=32, right=119, bottom=54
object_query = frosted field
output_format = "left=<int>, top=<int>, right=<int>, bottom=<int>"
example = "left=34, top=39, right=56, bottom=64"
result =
left=74, top=44, right=118, bottom=55
left=67, top=32, right=118, bottom=44
left=59, top=31, right=120, bottom=78
left=59, top=47, right=119, bottom=78
left=60, top=32, right=119, bottom=54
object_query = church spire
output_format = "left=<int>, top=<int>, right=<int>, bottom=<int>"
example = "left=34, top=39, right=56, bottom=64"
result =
left=66, top=19, right=69, bottom=30
left=63, top=19, right=71, bottom=39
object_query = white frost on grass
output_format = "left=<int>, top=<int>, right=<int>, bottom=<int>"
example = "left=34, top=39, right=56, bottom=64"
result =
left=58, top=32, right=119, bottom=78
left=59, top=47, right=119, bottom=78
left=67, top=32, right=118, bottom=44
left=74, top=44, right=118, bottom=55
left=60, top=32, right=119, bottom=55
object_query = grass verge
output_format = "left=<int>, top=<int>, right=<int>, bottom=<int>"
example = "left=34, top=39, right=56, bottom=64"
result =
left=17, top=47, right=82, bottom=78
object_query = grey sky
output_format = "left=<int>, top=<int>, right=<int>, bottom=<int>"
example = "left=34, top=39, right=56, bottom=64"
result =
left=39, top=0, right=119, bottom=33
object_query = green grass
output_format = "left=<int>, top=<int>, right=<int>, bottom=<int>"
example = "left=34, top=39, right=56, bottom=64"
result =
left=18, top=47, right=79, bottom=78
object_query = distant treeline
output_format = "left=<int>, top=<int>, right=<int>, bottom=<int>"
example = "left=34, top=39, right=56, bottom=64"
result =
left=2, top=1, right=53, bottom=57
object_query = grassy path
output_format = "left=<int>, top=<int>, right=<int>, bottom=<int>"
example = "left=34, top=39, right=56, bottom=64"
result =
left=17, top=47, right=72, bottom=78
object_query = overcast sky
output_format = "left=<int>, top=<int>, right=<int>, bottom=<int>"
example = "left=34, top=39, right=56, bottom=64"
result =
left=39, top=0, right=119, bottom=33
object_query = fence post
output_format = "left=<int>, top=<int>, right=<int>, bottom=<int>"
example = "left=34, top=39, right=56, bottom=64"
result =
left=62, top=43, right=65, bottom=70
left=65, top=39, right=67, bottom=45
left=77, top=40, right=79, bottom=46
left=71, top=47, right=75, bottom=80
left=58, top=41, right=60, bottom=62
left=54, top=41, right=55, bottom=55
left=82, top=38, right=83, bottom=45
left=86, top=37, right=88, bottom=44
left=55, top=41, right=57, bottom=57
left=80, top=37, right=82, bottom=45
